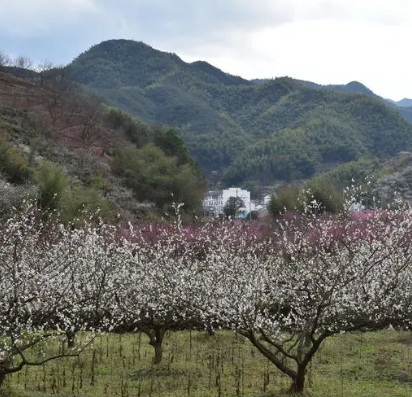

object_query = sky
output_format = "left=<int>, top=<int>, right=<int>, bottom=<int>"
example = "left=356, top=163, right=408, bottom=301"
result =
left=0, top=0, right=411, bottom=100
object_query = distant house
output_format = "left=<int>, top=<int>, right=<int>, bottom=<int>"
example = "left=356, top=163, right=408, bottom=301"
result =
left=203, top=187, right=251, bottom=217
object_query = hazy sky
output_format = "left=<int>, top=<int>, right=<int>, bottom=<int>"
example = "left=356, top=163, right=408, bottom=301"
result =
left=0, top=0, right=411, bottom=100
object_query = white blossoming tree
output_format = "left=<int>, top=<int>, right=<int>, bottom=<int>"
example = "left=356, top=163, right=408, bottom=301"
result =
left=198, top=208, right=412, bottom=392
left=51, top=223, right=126, bottom=347
left=3, top=194, right=412, bottom=395
left=112, top=223, right=205, bottom=364
left=0, top=203, right=120, bottom=387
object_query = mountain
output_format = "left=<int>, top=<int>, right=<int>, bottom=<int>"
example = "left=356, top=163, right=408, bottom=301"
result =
left=253, top=79, right=378, bottom=98
left=0, top=68, right=205, bottom=220
left=304, top=80, right=412, bottom=125
left=396, top=98, right=412, bottom=108
left=394, top=106, right=412, bottom=124
left=302, top=80, right=377, bottom=97
left=67, top=39, right=412, bottom=187
left=255, top=78, right=412, bottom=124
left=68, top=40, right=249, bottom=89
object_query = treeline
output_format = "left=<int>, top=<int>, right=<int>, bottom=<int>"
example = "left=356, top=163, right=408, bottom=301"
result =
left=106, top=109, right=205, bottom=213
left=266, top=157, right=391, bottom=217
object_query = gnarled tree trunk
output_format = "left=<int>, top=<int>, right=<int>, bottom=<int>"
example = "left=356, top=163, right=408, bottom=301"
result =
left=147, top=327, right=166, bottom=365
left=66, top=330, right=76, bottom=348
left=289, top=365, right=306, bottom=393
left=245, top=330, right=328, bottom=394
left=0, top=369, right=7, bottom=389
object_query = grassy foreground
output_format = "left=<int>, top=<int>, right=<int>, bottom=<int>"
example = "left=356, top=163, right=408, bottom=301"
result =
left=4, top=330, right=412, bottom=397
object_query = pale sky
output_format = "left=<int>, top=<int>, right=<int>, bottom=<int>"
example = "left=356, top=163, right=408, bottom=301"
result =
left=0, top=0, right=411, bottom=100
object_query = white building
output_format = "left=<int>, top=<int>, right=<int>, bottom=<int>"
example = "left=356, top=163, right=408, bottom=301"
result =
left=203, top=187, right=251, bottom=217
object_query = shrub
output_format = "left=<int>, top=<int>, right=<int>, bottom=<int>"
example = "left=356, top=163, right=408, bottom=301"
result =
left=34, top=162, right=68, bottom=211
left=0, top=136, right=31, bottom=184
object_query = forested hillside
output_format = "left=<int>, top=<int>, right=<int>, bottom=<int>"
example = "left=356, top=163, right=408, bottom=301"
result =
left=295, top=79, right=412, bottom=124
left=67, top=39, right=412, bottom=187
left=0, top=69, right=205, bottom=220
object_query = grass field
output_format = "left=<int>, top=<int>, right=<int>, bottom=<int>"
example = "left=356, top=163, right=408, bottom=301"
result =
left=3, top=330, right=412, bottom=396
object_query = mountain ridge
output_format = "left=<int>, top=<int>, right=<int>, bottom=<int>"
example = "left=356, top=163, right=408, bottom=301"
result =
left=65, top=39, right=412, bottom=187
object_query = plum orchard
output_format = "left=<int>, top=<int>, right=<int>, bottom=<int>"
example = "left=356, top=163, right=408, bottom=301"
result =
left=2, top=201, right=412, bottom=393
left=196, top=209, right=412, bottom=392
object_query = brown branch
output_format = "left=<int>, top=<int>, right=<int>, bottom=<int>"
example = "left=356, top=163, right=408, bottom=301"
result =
left=244, top=330, right=298, bottom=380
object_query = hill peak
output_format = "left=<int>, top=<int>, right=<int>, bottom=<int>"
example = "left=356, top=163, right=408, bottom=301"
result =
left=68, top=39, right=249, bottom=89
left=74, top=39, right=168, bottom=63
left=345, top=81, right=375, bottom=95
left=68, top=39, right=186, bottom=89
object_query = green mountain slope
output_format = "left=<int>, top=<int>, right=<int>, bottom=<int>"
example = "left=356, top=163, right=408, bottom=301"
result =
left=255, top=78, right=412, bottom=124
left=0, top=69, right=205, bottom=219
left=287, top=79, right=412, bottom=125
left=67, top=39, right=412, bottom=186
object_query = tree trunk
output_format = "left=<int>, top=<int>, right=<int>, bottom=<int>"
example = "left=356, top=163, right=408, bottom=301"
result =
left=289, top=366, right=306, bottom=393
left=148, top=328, right=166, bottom=365
left=66, top=330, right=76, bottom=349
left=0, top=370, right=7, bottom=389
left=153, top=340, right=163, bottom=365
left=245, top=331, right=310, bottom=394
left=206, top=323, right=215, bottom=337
